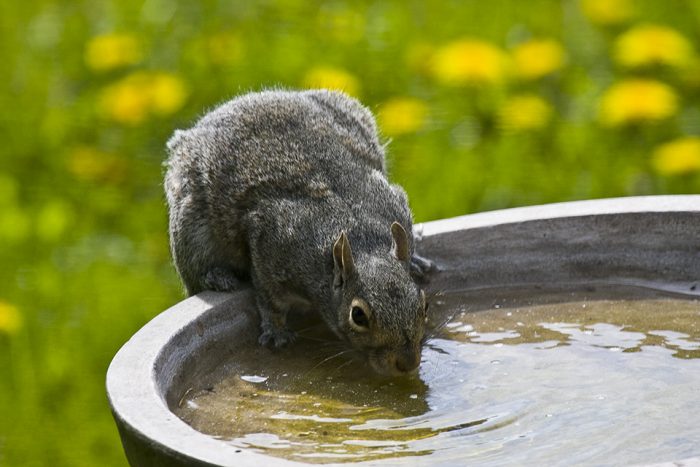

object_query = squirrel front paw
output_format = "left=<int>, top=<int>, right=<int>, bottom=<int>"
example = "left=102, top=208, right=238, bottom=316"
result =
left=258, top=327, right=297, bottom=349
left=410, top=254, right=435, bottom=280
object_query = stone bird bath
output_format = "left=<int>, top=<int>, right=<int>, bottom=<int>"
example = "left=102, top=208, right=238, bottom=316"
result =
left=107, top=196, right=700, bottom=466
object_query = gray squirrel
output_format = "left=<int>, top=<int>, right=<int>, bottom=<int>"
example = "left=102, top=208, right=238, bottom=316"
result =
left=164, top=89, right=433, bottom=375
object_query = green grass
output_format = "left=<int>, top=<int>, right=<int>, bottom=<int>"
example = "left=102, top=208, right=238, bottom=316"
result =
left=1, top=0, right=699, bottom=465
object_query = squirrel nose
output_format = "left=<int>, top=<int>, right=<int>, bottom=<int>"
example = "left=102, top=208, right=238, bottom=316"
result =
left=394, top=351, right=420, bottom=373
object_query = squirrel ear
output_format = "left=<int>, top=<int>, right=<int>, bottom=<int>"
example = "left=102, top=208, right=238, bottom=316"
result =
left=333, top=231, right=355, bottom=286
left=391, top=222, right=410, bottom=263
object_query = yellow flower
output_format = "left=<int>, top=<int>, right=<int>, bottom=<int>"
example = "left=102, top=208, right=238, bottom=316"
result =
left=85, top=33, right=142, bottom=72
left=652, top=137, right=700, bottom=176
left=431, top=39, right=509, bottom=86
left=99, top=75, right=150, bottom=124
left=99, top=72, right=188, bottom=125
left=499, top=94, right=553, bottom=131
left=512, top=39, right=566, bottom=80
left=149, top=73, right=188, bottom=115
left=580, top=0, right=635, bottom=26
left=378, top=97, right=428, bottom=136
left=614, top=24, right=695, bottom=69
left=302, top=66, right=360, bottom=96
left=0, top=301, right=22, bottom=335
left=599, top=79, right=678, bottom=126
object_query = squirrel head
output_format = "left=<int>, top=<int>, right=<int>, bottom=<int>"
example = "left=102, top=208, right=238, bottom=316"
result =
left=331, top=222, right=426, bottom=377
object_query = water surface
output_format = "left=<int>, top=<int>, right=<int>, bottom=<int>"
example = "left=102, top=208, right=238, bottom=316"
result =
left=174, top=285, right=700, bottom=465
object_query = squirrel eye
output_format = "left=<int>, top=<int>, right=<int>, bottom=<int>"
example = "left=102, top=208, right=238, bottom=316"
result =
left=349, top=301, right=371, bottom=331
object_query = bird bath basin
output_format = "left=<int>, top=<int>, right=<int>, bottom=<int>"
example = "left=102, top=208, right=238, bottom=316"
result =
left=107, top=196, right=700, bottom=466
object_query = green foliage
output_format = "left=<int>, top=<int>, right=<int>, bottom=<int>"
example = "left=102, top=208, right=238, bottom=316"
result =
left=1, top=0, right=699, bottom=465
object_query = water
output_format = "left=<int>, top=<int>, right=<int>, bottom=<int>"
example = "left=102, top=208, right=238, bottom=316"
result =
left=173, top=285, right=700, bottom=465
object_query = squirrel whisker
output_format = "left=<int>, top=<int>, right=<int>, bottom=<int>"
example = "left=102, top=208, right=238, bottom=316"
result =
left=305, top=349, right=355, bottom=374
left=333, top=358, right=357, bottom=373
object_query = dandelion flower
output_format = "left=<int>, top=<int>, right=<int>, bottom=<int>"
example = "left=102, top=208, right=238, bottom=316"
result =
left=0, top=301, right=22, bottom=335
left=99, top=74, right=151, bottom=124
left=614, top=24, right=695, bottom=69
left=149, top=73, right=188, bottom=115
left=85, top=33, right=142, bottom=72
left=580, top=0, right=635, bottom=26
left=378, top=97, right=428, bottom=136
left=99, top=72, right=188, bottom=125
left=652, top=137, right=700, bottom=176
left=302, top=66, right=361, bottom=96
left=512, top=39, right=566, bottom=80
left=499, top=94, right=553, bottom=131
left=599, top=79, right=677, bottom=126
left=431, top=39, right=509, bottom=86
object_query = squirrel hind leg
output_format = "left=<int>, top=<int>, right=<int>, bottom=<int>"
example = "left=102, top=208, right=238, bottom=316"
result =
left=202, top=266, right=244, bottom=292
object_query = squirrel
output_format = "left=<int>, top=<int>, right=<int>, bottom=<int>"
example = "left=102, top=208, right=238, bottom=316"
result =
left=164, top=89, right=433, bottom=376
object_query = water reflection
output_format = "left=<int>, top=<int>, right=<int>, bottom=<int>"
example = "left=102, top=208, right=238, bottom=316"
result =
left=175, top=285, right=700, bottom=465
left=437, top=291, right=700, bottom=360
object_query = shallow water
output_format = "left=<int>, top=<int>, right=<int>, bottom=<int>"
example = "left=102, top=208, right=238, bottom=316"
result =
left=174, top=285, right=700, bottom=465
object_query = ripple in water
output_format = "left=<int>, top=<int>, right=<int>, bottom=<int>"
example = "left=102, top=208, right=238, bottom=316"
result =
left=173, top=285, right=700, bottom=465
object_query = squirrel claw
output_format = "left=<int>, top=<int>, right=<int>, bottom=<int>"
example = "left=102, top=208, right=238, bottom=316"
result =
left=258, top=328, right=297, bottom=349
left=411, top=254, right=435, bottom=280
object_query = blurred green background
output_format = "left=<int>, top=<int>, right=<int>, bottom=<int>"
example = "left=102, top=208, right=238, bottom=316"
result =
left=1, top=0, right=700, bottom=465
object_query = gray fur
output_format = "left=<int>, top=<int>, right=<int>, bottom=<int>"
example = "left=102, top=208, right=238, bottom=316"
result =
left=164, top=89, right=432, bottom=375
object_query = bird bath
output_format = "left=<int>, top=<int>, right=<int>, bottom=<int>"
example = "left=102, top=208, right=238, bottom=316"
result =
left=107, top=196, right=700, bottom=466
